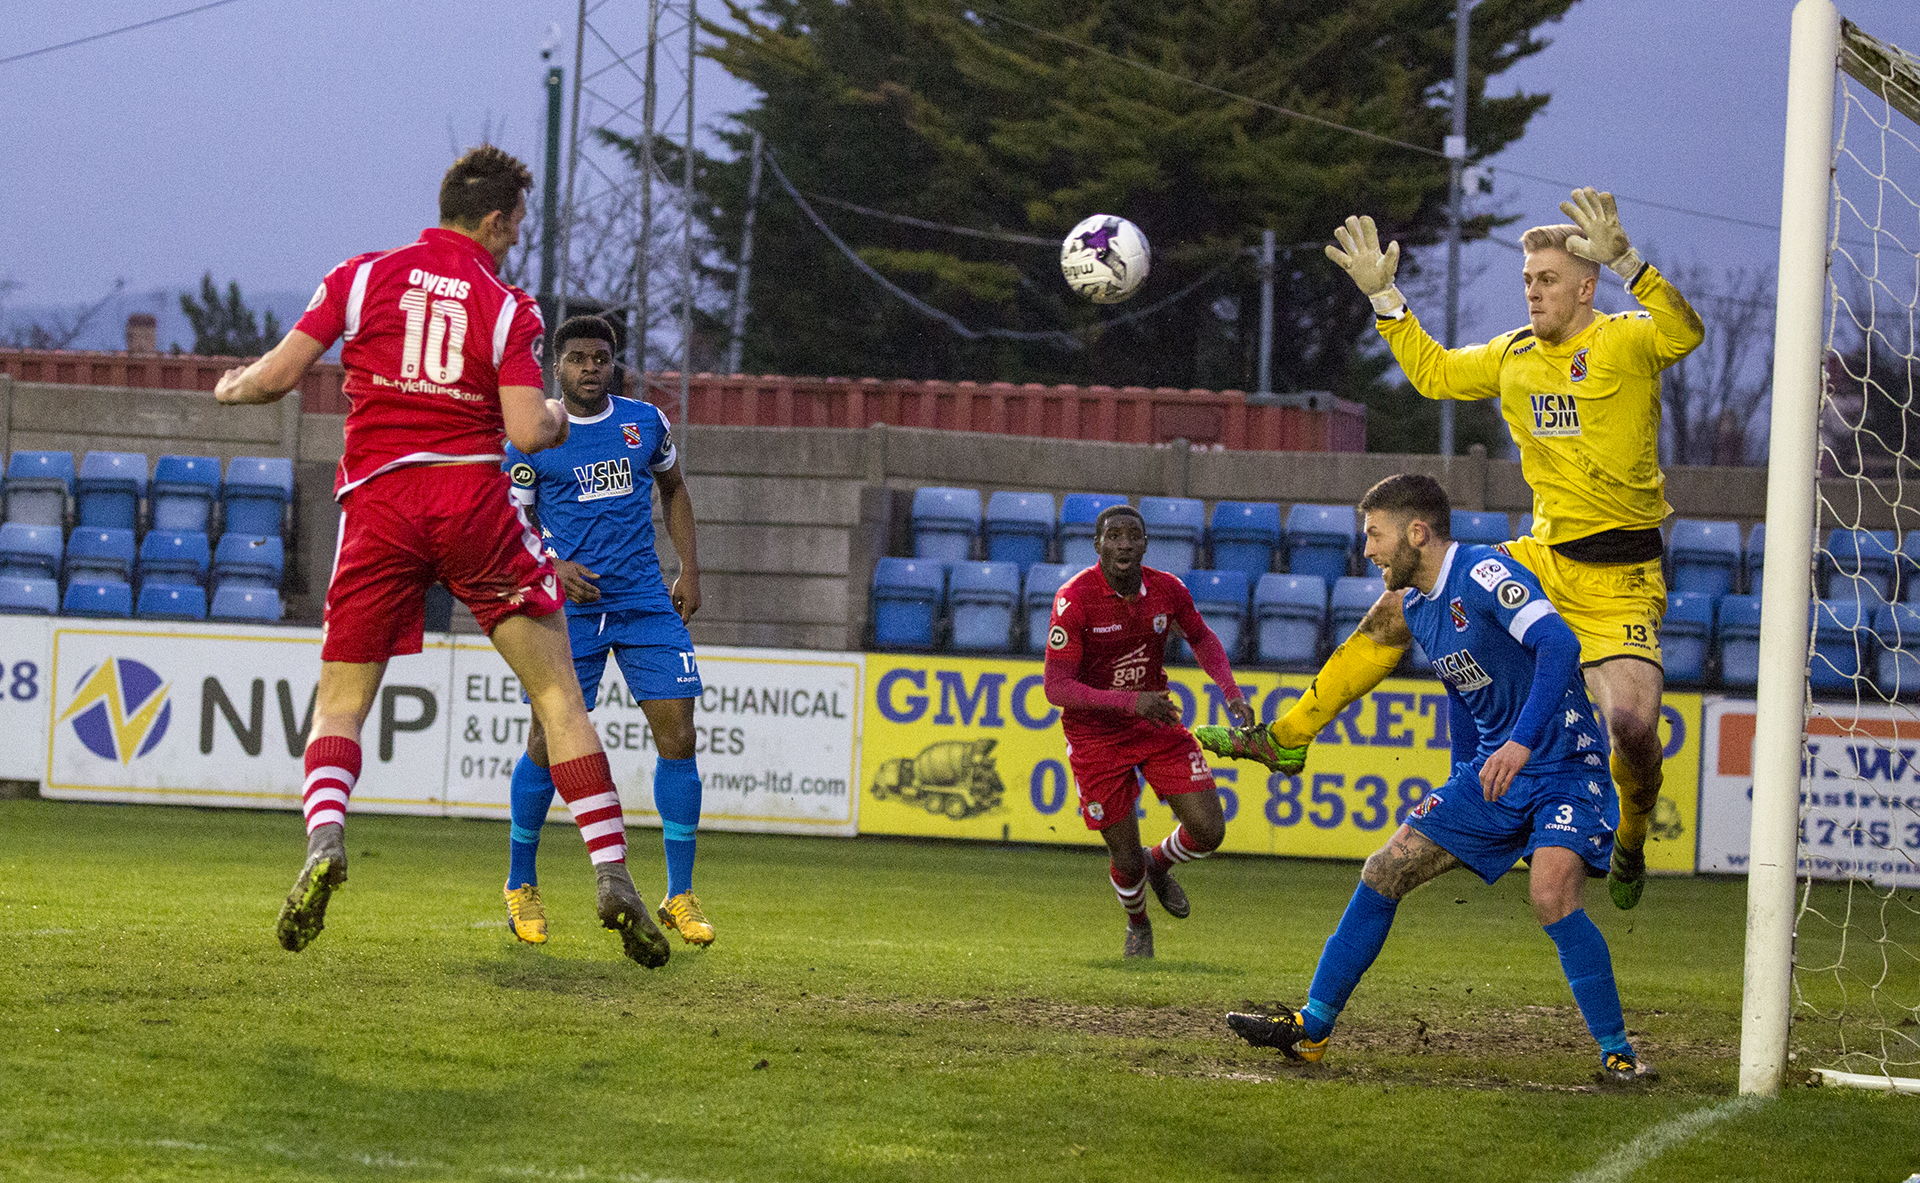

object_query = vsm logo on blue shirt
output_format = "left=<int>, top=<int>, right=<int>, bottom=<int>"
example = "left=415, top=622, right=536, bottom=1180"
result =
left=573, top=456, right=633, bottom=502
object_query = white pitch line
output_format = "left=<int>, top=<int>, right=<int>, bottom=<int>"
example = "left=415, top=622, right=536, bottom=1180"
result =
left=1561, top=1095, right=1764, bottom=1183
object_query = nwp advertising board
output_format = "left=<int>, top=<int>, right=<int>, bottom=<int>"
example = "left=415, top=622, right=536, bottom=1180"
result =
left=859, top=652, right=1702, bottom=869
left=26, top=618, right=862, bottom=837
left=1697, top=697, right=1920, bottom=887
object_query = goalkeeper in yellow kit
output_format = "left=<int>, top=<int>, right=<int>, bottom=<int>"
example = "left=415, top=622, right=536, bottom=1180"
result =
left=1199, top=188, right=1703, bottom=910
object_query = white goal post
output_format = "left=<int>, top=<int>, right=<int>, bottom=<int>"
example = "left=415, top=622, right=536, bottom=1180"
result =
left=1742, top=0, right=1920, bottom=1097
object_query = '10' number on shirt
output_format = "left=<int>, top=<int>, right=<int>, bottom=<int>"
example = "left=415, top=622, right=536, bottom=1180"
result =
left=396, top=290, right=469, bottom=385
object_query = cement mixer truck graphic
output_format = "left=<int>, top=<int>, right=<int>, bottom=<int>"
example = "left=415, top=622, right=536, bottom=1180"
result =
left=869, top=738, right=1006, bottom=820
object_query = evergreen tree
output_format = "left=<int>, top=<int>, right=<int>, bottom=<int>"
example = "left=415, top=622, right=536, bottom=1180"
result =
left=181, top=273, right=282, bottom=357
left=701, top=0, right=1575, bottom=431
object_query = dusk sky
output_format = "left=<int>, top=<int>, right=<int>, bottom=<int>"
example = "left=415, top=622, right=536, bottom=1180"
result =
left=2, top=0, right=1916, bottom=358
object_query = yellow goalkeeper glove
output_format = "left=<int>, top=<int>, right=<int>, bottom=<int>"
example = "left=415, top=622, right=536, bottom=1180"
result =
left=1560, top=187, right=1645, bottom=282
left=1325, top=215, right=1406, bottom=315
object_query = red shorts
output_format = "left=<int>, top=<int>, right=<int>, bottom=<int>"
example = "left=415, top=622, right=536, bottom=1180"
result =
left=1065, top=724, right=1216, bottom=831
left=322, top=462, right=563, bottom=664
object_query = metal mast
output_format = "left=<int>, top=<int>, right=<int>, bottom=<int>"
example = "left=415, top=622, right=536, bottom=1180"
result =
left=558, top=0, right=700, bottom=434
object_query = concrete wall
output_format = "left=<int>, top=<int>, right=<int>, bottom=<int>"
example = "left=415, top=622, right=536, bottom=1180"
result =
left=6, top=381, right=1887, bottom=654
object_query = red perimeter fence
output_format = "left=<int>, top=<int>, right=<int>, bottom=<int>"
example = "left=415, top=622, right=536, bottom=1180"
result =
left=0, top=348, right=1365, bottom=453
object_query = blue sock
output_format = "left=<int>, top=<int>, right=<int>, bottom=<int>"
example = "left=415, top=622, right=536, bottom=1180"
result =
left=653, top=755, right=702, bottom=898
left=1301, top=882, right=1399, bottom=1040
left=507, top=754, right=557, bottom=890
left=1545, top=909, right=1631, bottom=1054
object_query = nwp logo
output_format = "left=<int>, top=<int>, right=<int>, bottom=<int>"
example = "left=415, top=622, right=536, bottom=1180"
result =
left=59, top=658, right=172, bottom=763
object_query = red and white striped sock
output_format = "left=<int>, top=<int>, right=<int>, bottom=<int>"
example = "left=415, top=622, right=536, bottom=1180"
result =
left=302, top=736, right=360, bottom=835
left=1110, top=863, right=1149, bottom=926
left=1147, top=824, right=1214, bottom=874
left=551, top=751, right=626, bottom=865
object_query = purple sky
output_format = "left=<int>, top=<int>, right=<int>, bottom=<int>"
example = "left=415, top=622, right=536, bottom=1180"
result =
left=2, top=0, right=1916, bottom=354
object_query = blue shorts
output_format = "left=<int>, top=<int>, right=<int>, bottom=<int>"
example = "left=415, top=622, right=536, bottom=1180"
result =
left=1404, top=765, right=1616, bottom=885
left=523, top=607, right=701, bottom=707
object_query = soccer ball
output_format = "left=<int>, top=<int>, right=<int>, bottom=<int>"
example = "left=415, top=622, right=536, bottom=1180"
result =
left=1060, top=214, right=1150, bottom=304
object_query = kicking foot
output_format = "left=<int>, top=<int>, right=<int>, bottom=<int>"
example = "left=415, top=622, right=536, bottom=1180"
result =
left=504, top=883, right=548, bottom=945
left=657, top=891, right=715, bottom=946
left=1226, top=1009, right=1329, bottom=1063
left=1193, top=724, right=1308, bottom=775
left=275, top=824, right=347, bottom=952
left=595, top=863, right=670, bottom=968
left=1599, top=1050, right=1658, bottom=1084
left=1123, top=922, right=1154, bottom=959
left=1144, top=859, right=1190, bottom=920
left=1608, top=842, right=1647, bottom=911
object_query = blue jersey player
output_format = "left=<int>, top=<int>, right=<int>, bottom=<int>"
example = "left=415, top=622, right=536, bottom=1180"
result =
left=1217, top=475, right=1650, bottom=1083
left=500, top=315, right=714, bottom=948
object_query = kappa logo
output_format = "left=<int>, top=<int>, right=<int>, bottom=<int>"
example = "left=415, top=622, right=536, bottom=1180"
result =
left=1449, top=598, right=1469, bottom=632
left=1586, top=754, right=1603, bottom=766
left=1529, top=392, right=1583, bottom=437
left=1565, top=709, right=1582, bottom=726
left=621, top=422, right=643, bottom=448
left=60, top=658, right=171, bottom=763
left=1432, top=649, right=1492, bottom=692
left=1512, top=341, right=1536, bottom=356
left=1576, top=732, right=1595, bottom=749
left=1496, top=580, right=1530, bottom=609
left=1569, top=347, right=1590, bottom=382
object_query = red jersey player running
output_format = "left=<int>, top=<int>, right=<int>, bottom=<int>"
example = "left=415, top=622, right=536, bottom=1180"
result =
left=214, top=146, right=671, bottom=968
left=1044, top=505, right=1254, bottom=958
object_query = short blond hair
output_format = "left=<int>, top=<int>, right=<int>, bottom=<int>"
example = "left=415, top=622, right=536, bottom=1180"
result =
left=1519, top=223, right=1600, bottom=278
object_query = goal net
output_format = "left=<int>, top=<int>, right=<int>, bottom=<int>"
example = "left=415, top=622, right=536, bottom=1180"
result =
left=1744, top=1, right=1920, bottom=1096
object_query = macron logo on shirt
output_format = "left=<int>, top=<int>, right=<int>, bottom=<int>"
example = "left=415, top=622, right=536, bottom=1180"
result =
left=573, top=457, right=633, bottom=502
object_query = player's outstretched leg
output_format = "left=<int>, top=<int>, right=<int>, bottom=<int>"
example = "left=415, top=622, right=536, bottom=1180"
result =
left=504, top=752, right=556, bottom=944
left=1193, top=723, right=1306, bottom=774
left=1543, top=908, right=1655, bottom=1083
left=1230, top=880, right=1400, bottom=1061
left=549, top=751, right=670, bottom=967
left=276, top=736, right=360, bottom=952
left=652, top=754, right=713, bottom=946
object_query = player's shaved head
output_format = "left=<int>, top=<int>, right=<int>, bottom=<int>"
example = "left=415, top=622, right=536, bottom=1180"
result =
left=555, top=315, right=617, bottom=356
left=1094, top=504, right=1145, bottom=538
left=1359, top=474, right=1450, bottom=539
left=1519, top=223, right=1601, bottom=282
left=440, top=145, right=533, bottom=229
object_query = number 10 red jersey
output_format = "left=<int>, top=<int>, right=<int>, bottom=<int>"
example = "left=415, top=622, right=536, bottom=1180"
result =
left=294, top=227, right=547, bottom=499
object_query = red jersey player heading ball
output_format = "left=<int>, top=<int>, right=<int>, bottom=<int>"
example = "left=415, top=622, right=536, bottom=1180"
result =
left=215, top=146, right=672, bottom=969
left=1043, top=504, right=1254, bottom=958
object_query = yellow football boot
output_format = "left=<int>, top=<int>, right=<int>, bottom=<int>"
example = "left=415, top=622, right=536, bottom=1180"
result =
left=503, top=883, right=548, bottom=945
left=657, top=891, right=715, bottom=946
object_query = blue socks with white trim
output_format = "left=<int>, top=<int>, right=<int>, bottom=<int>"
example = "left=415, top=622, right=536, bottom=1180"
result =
left=1302, top=882, right=1400, bottom=1040
left=653, top=755, right=702, bottom=898
left=508, top=753, right=558, bottom=889
left=1546, top=909, right=1632, bottom=1054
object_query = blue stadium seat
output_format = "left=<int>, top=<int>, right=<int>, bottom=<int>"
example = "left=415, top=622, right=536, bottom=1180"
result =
left=1515, top=513, right=1535, bottom=540
left=1663, top=591, right=1717, bottom=687
left=1668, top=519, right=1744, bottom=598
left=76, top=451, right=148, bottom=531
left=139, top=530, right=211, bottom=584
left=63, top=577, right=132, bottom=619
left=1209, top=501, right=1281, bottom=577
left=136, top=580, right=208, bottom=621
left=1022, top=563, right=1071, bottom=655
left=0, top=522, right=63, bottom=579
left=1179, top=569, right=1251, bottom=661
left=1450, top=510, right=1510, bottom=547
left=151, top=455, right=222, bottom=534
left=1717, top=595, right=1763, bottom=690
left=1329, top=575, right=1383, bottom=642
left=910, top=486, right=981, bottom=564
left=223, top=457, right=294, bottom=537
left=1744, top=523, right=1766, bottom=596
left=948, top=561, right=1021, bottom=652
left=212, top=533, right=284, bottom=589
left=1811, top=597, right=1872, bottom=694
left=1253, top=573, right=1326, bottom=667
left=1285, top=504, right=1354, bottom=582
left=1139, top=496, right=1205, bottom=576
left=870, top=557, right=945, bottom=650
left=3, top=450, right=74, bottom=528
left=0, top=574, right=57, bottom=615
left=1871, top=602, right=1920, bottom=699
left=210, top=584, right=283, bottom=623
left=984, top=491, right=1055, bottom=569
left=64, top=527, right=136, bottom=585
left=1824, top=528, right=1898, bottom=604
left=1901, top=533, right=1920, bottom=603
left=1058, top=493, right=1128, bottom=571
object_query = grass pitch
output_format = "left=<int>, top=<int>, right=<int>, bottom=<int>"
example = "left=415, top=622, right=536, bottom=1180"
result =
left=0, top=800, right=1913, bottom=1183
